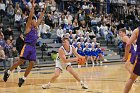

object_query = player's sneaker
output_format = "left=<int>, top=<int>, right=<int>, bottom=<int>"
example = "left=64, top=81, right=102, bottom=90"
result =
left=42, top=83, right=51, bottom=89
left=3, top=69, right=10, bottom=82
left=81, top=83, right=88, bottom=89
left=18, top=78, right=25, bottom=87
left=100, top=61, right=103, bottom=66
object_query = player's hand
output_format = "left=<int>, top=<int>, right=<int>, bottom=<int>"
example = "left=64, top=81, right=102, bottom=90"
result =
left=32, top=0, right=36, bottom=7
left=122, top=56, right=127, bottom=62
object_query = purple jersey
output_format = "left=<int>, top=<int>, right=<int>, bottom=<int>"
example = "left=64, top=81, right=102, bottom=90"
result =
left=20, top=26, right=38, bottom=61
left=133, top=26, right=140, bottom=75
left=123, top=41, right=136, bottom=64
left=24, top=26, right=38, bottom=46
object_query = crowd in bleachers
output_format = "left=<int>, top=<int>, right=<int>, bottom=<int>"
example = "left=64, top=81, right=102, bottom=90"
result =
left=0, top=0, right=140, bottom=70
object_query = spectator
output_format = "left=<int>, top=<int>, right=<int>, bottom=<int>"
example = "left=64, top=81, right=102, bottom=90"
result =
left=14, top=10, right=22, bottom=31
left=3, top=26, right=13, bottom=39
left=0, top=45, right=6, bottom=70
left=0, top=31, right=5, bottom=47
left=0, top=0, right=5, bottom=21
left=14, top=2, right=22, bottom=15
left=0, top=22, right=4, bottom=31
left=39, top=0, right=45, bottom=9
left=6, top=4, right=14, bottom=24
left=38, top=20, right=51, bottom=39
left=12, top=47, right=21, bottom=71
left=56, top=26, right=64, bottom=43
left=4, top=39, right=13, bottom=67
left=16, top=33, right=24, bottom=54
left=0, top=0, right=6, bottom=13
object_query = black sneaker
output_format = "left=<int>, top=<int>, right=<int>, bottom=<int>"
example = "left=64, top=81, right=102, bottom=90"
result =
left=3, top=70, right=10, bottom=82
left=18, top=78, right=25, bottom=87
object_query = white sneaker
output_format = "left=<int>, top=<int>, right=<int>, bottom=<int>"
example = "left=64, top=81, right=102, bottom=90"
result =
left=81, top=83, right=88, bottom=89
left=86, top=62, right=88, bottom=67
left=42, top=83, right=51, bottom=89
left=104, top=59, right=108, bottom=62
left=96, top=62, right=100, bottom=66
left=92, top=63, right=95, bottom=66
left=100, top=61, right=103, bottom=66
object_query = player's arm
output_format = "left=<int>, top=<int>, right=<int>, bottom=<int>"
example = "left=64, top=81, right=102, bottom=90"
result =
left=122, top=36, right=131, bottom=58
left=58, top=48, right=78, bottom=63
left=124, top=28, right=138, bottom=60
left=36, top=4, right=47, bottom=27
left=25, top=0, right=35, bottom=34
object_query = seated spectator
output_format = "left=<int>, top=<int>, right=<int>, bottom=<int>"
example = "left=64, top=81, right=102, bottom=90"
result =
left=38, top=20, right=51, bottom=39
left=56, top=26, right=64, bottom=43
left=14, top=10, right=22, bottom=31
left=16, top=33, right=24, bottom=54
left=83, top=43, right=94, bottom=67
left=73, top=19, right=79, bottom=32
left=45, top=14, right=54, bottom=28
left=4, top=39, right=13, bottom=67
left=0, top=31, right=5, bottom=47
left=3, top=26, right=13, bottom=39
left=91, top=43, right=97, bottom=66
left=0, top=45, right=6, bottom=70
left=39, top=0, right=45, bottom=9
left=7, top=4, right=14, bottom=18
left=0, top=0, right=6, bottom=17
left=12, top=47, right=21, bottom=71
left=76, top=42, right=85, bottom=56
left=14, top=2, right=22, bottom=15
left=96, top=43, right=104, bottom=65
left=0, top=22, right=4, bottom=31
left=53, top=12, right=59, bottom=28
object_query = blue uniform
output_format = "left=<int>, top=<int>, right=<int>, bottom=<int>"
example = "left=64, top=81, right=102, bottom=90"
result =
left=96, top=48, right=104, bottom=56
left=91, top=48, right=98, bottom=57
left=83, top=48, right=91, bottom=56
left=77, top=47, right=85, bottom=56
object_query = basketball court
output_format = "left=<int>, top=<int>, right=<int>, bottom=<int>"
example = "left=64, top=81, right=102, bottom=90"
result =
left=0, top=63, right=139, bottom=93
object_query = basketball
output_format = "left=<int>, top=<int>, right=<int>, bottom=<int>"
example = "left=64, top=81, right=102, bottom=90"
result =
left=77, top=57, right=86, bottom=65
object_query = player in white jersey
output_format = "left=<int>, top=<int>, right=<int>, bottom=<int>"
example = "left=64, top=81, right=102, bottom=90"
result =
left=42, top=37, right=88, bottom=89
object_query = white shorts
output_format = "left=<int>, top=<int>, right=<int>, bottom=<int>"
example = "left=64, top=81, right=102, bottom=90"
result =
left=55, top=60, right=71, bottom=70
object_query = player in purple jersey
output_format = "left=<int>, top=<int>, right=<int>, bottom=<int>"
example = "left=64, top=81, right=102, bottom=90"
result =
left=119, top=28, right=136, bottom=75
left=123, top=26, right=140, bottom=93
left=3, top=0, right=47, bottom=87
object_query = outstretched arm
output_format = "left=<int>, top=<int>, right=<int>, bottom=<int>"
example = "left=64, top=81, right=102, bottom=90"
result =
left=25, top=0, right=35, bottom=34
left=36, top=4, right=47, bottom=27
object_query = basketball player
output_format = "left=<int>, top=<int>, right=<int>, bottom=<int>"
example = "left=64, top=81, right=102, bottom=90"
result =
left=123, top=26, right=140, bottom=93
left=42, top=37, right=88, bottom=89
left=3, top=0, right=46, bottom=87
left=119, top=28, right=136, bottom=74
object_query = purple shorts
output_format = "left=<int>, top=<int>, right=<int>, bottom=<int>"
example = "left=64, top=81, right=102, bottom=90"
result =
left=133, top=56, right=140, bottom=76
left=130, top=51, right=136, bottom=64
left=20, top=44, right=36, bottom=61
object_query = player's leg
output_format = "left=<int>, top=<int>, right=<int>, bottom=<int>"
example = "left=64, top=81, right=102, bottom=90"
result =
left=3, top=58, right=25, bottom=82
left=42, top=68, right=61, bottom=89
left=18, top=60, right=35, bottom=87
left=124, top=73, right=138, bottom=93
left=125, top=61, right=133, bottom=74
left=66, top=65, right=88, bottom=89
left=98, top=54, right=104, bottom=65
left=90, top=56, right=94, bottom=66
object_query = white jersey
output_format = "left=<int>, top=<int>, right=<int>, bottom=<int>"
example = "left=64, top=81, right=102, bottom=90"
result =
left=55, top=45, right=73, bottom=70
